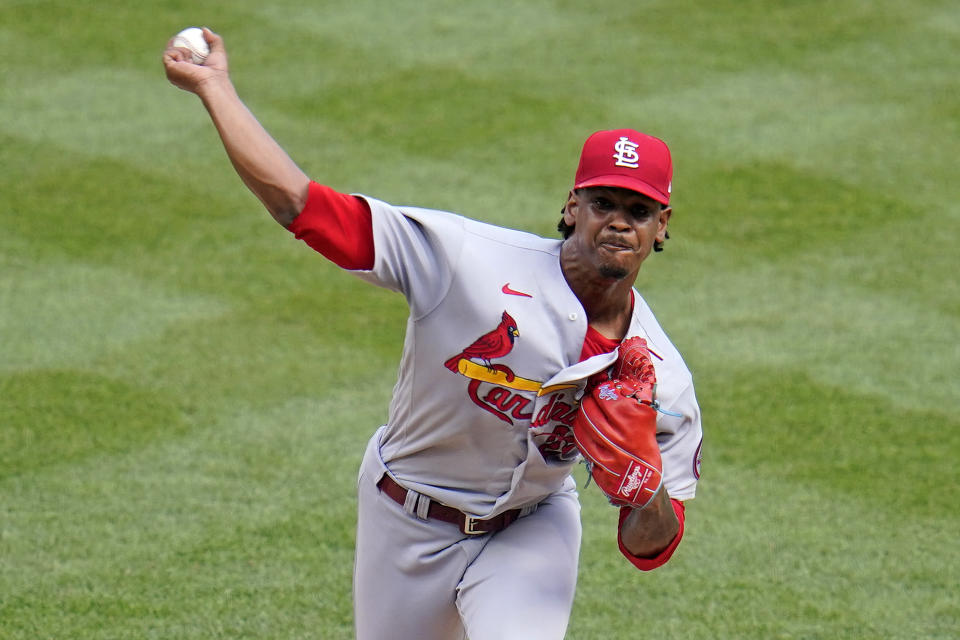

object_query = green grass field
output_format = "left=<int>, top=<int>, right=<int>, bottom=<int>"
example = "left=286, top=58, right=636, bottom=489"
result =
left=2, top=1, right=957, bottom=638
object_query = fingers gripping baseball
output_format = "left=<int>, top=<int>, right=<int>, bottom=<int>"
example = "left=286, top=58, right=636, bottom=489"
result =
left=163, top=28, right=228, bottom=94
left=573, top=337, right=663, bottom=508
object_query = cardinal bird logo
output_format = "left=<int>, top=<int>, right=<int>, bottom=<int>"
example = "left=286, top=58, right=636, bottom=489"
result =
left=443, top=311, right=577, bottom=433
left=444, top=311, right=519, bottom=372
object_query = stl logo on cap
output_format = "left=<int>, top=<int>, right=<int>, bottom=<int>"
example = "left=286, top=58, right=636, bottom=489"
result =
left=612, top=136, right=640, bottom=169
left=574, top=129, right=673, bottom=205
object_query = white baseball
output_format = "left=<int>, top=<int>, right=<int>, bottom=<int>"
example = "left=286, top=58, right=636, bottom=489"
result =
left=172, top=27, right=209, bottom=64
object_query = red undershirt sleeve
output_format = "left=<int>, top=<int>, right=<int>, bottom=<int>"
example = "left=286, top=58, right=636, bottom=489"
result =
left=617, top=499, right=686, bottom=571
left=287, top=181, right=375, bottom=271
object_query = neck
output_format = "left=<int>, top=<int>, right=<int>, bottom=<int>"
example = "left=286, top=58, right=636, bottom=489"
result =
left=561, top=244, right=636, bottom=340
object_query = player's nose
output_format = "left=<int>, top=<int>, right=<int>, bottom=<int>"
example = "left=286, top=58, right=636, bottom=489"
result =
left=606, top=207, right=632, bottom=231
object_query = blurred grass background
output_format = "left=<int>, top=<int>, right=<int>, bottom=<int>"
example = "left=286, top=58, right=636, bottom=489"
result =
left=1, top=1, right=957, bottom=638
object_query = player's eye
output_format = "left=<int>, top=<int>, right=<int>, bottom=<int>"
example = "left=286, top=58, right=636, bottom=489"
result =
left=592, top=197, right=614, bottom=210
left=630, top=205, right=653, bottom=220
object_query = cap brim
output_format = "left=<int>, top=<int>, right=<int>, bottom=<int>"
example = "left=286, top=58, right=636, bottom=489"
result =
left=574, top=175, right=670, bottom=205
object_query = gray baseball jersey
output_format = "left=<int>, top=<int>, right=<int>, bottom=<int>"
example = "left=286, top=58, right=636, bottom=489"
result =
left=350, top=196, right=702, bottom=517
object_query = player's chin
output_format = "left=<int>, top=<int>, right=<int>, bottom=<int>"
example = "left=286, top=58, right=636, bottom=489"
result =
left=596, top=251, right=638, bottom=280
left=598, top=263, right=630, bottom=280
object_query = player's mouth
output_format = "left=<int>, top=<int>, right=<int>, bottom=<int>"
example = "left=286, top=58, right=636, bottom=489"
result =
left=598, top=240, right=635, bottom=253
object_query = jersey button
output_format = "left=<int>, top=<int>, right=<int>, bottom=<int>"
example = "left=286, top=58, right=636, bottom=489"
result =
left=568, top=313, right=578, bottom=321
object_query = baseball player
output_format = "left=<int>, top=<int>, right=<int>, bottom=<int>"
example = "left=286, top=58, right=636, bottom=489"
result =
left=164, top=29, right=703, bottom=640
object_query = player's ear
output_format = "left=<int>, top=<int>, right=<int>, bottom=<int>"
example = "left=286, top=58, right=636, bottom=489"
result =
left=656, top=206, right=672, bottom=243
left=562, top=190, right=578, bottom=226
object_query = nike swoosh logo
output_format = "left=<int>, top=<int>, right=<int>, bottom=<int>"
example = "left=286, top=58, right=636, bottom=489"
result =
left=502, top=283, right=533, bottom=298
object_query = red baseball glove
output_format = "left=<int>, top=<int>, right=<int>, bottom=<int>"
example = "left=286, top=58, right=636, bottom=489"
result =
left=573, top=336, right=663, bottom=509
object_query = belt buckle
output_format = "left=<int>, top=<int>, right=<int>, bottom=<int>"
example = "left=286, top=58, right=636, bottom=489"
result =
left=462, top=516, right=486, bottom=536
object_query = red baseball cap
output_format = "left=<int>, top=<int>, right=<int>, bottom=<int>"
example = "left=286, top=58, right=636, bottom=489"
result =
left=574, top=129, right=673, bottom=205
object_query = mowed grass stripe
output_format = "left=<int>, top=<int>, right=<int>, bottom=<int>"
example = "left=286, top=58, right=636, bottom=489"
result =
left=626, top=69, right=957, bottom=209
left=1, top=393, right=379, bottom=640
left=646, top=255, right=959, bottom=416
left=0, top=391, right=385, bottom=581
left=0, top=66, right=253, bottom=196
left=0, top=259, right=228, bottom=374
left=1, top=297, right=404, bottom=481
left=0, top=62, right=578, bottom=238
left=703, top=367, right=958, bottom=516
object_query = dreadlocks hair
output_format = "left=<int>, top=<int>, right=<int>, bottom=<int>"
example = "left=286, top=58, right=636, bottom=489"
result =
left=557, top=199, right=670, bottom=252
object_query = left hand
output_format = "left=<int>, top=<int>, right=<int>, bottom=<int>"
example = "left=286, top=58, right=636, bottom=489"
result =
left=572, top=336, right=663, bottom=508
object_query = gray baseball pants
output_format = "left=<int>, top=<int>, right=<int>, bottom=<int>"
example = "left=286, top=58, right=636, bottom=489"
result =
left=354, top=428, right=582, bottom=640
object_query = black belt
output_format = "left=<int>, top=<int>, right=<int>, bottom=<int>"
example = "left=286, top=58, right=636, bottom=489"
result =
left=377, top=475, right=523, bottom=536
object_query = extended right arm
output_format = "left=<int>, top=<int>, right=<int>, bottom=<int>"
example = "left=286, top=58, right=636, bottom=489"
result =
left=162, top=28, right=310, bottom=227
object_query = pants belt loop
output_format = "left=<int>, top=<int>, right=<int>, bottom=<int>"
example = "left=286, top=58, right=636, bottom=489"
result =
left=416, top=493, right=431, bottom=520
left=402, top=487, right=419, bottom=516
